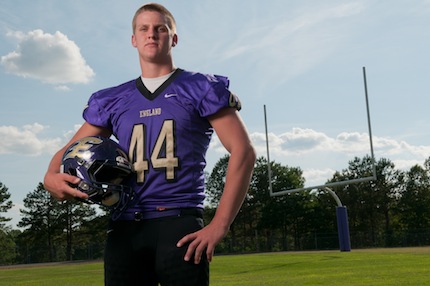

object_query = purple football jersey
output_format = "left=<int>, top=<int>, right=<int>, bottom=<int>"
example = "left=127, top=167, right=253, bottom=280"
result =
left=83, top=69, right=241, bottom=215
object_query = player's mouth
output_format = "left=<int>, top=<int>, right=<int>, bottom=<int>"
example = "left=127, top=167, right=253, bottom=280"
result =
left=145, top=42, right=158, bottom=47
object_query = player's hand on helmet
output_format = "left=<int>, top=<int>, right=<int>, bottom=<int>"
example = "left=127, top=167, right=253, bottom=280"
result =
left=176, top=221, right=228, bottom=264
left=44, top=172, right=88, bottom=201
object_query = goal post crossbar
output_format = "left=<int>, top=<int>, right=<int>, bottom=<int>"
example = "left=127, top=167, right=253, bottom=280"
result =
left=270, top=176, right=375, bottom=197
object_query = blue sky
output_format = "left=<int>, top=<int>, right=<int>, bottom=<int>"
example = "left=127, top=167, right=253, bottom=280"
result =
left=1, top=0, right=430, bottom=228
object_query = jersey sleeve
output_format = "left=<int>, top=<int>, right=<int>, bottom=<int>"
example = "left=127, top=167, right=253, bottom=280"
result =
left=197, top=74, right=242, bottom=118
left=82, top=91, right=114, bottom=130
left=82, top=80, right=134, bottom=130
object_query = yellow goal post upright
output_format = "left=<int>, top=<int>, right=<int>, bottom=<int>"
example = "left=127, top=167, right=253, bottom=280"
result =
left=264, top=67, right=377, bottom=252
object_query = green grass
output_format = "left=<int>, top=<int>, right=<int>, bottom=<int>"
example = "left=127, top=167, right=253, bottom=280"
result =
left=211, top=247, right=430, bottom=285
left=1, top=247, right=430, bottom=285
left=0, top=261, right=103, bottom=286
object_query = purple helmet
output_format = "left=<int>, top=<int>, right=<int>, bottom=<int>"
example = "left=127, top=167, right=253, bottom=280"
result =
left=61, top=136, right=134, bottom=219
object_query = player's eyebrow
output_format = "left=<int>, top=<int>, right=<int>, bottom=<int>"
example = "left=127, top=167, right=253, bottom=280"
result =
left=137, top=23, right=168, bottom=29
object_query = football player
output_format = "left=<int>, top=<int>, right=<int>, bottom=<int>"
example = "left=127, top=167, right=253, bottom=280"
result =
left=44, top=3, right=256, bottom=285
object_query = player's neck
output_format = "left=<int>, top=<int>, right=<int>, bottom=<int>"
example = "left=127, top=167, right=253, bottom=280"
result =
left=140, top=61, right=176, bottom=78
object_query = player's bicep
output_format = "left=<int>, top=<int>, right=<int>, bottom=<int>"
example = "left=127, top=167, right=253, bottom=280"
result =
left=208, top=108, right=252, bottom=153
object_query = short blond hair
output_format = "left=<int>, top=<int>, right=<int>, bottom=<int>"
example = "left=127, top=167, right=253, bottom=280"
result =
left=132, top=3, right=177, bottom=34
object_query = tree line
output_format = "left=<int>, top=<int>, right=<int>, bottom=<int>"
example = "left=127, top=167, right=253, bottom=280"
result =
left=1, top=155, right=430, bottom=265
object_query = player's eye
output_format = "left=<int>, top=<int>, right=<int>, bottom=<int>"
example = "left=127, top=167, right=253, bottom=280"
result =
left=139, top=26, right=149, bottom=32
left=157, top=26, right=168, bottom=33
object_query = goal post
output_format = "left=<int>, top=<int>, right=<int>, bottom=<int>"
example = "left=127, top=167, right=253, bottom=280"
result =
left=264, top=67, right=377, bottom=252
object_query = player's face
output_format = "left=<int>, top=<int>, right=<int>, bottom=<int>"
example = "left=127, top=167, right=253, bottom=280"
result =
left=132, top=10, right=177, bottom=64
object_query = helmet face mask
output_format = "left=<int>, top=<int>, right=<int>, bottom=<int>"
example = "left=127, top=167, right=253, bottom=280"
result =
left=61, top=136, right=134, bottom=219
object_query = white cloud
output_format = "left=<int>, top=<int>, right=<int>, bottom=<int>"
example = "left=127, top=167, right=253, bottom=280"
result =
left=303, top=168, right=336, bottom=186
left=278, top=128, right=331, bottom=154
left=1, top=29, right=95, bottom=85
left=54, top=85, right=71, bottom=91
left=0, top=123, right=62, bottom=156
left=209, top=126, right=430, bottom=187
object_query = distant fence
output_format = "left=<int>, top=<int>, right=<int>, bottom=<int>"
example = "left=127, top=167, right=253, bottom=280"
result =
left=2, top=229, right=430, bottom=265
left=216, top=229, right=430, bottom=253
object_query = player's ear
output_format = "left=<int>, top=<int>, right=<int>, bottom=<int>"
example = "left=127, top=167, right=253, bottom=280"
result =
left=131, top=34, right=137, bottom=48
left=172, top=34, right=178, bottom=47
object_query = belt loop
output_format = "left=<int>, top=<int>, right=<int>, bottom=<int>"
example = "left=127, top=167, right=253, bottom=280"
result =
left=134, top=212, right=142, bottom=221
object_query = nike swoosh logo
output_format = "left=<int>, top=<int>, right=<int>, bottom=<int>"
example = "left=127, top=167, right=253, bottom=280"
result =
left=164, top=93, right=178, bottom=98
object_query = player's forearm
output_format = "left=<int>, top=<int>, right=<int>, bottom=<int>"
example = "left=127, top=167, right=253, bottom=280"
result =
left=46, top=149, right=65, bottom=174
left=212, top=144, right=256, bottom=230
left=44, top=149, right=66, bottom=190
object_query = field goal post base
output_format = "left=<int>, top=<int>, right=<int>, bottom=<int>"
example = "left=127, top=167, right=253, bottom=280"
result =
left=325, top=187, right=351, bottom=252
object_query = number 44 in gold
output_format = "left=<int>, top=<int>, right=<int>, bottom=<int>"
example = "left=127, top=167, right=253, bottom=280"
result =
left=129, top=120, right=179, bottom=183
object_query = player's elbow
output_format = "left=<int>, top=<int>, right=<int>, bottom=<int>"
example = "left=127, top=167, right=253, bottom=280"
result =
left=248, top=144, right=257, bottom=163
left=240, top=143, right=257, bottom=169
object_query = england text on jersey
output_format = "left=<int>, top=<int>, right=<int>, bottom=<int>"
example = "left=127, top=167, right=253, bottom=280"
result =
left=140, top=108, right=162, bottom=118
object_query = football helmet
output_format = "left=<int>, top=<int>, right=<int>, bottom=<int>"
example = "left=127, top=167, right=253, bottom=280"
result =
left=61, top=136, right=134, bottom=219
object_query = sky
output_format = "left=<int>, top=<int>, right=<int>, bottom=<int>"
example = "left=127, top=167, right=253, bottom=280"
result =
left=1, top=0, right=430, bottom=229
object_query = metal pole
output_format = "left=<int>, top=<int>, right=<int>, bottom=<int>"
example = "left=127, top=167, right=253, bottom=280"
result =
left=264, top=105, right=273, bottom=195
left=363, top=67, right=377, bottom=179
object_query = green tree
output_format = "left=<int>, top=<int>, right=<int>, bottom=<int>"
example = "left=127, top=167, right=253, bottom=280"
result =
left=18, top=183, right=62, bottom=262
left=18, top=183, right=97, bottom=262
left=249, top=157, right=307, bottom=251
left=206, top=154, right=430, bottom=252
left=0, top=182, right=15, bottom=265
left=396, top=163, right=430, bottom=245
left=0, top=229, right=16, bottom=265
left=75, top=209, right=110, bottom=260
left=0, top=182, right=13, bottom=229
left=370, top=158, right=402, bottom=246
left=205, top=154, right=229, bottom=207
left=206, top=154, right=253, bottom=252
left=308, top=190, right=339, bottom=249
left=60, top=200, right=97, bottom=260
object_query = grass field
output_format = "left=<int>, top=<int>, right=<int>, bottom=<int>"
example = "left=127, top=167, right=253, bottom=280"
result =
left=1, top=247, right=430, bottom=285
